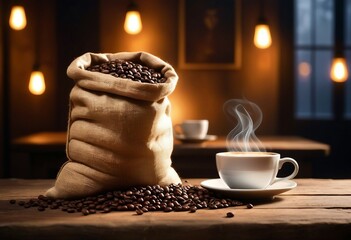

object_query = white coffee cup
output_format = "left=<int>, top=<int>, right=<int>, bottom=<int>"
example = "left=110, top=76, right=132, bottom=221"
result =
left=174, top=120, right=209, bottom=139
left=216, top=152, right=299, bottom=189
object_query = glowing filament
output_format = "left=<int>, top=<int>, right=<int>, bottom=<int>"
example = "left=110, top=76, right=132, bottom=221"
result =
left=29, top=71, right=46, bottom=95
left=330, top=58, right=349, bottom=83
left=254, top=24, right=272, bottom=49
left=124, top=11, right=142, bottom=35
left=9, top=6, right=27, bottom=30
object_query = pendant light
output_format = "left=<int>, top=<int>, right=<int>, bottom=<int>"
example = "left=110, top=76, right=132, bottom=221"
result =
left=124, top=1, right=142, bottom=35
left=330, top=0, right=349, bottom=83
left=29, top=66, right=46, bottom=95
left=29, top=1, right=46, bottom=95
left=330, top=56, right=349, bottom=83
left=253, top=0, right=272, bottom=49
left=9, top=5, right=27, bottom=30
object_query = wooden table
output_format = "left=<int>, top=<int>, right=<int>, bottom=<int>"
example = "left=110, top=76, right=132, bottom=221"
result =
left=174, top=135, right=330, bottom=156
left=0, top=178, right=350, bottom=240
left=173, top=136, right=330, bottom=178
left=12, top=132, right=330, bottom=178
left=12, top=132, right=330, bottom=156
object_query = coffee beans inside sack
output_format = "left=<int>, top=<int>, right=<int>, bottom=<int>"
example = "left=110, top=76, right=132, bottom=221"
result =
left=86, top=59, right=167, bottom=84
left=46, top=52, right=181, bottom=199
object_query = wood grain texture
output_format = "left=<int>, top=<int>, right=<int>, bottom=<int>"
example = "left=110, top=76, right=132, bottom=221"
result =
left=0, top=179, right=350, bottom=240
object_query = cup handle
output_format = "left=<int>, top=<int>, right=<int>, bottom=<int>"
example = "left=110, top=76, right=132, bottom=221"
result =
left=271, top=157, right=299, bottom=185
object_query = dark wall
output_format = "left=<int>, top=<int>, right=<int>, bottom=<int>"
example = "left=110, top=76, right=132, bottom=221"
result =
left=0, top=0, right=6, bottom=176
left=6, top=0, right=282, bottom=140
left=100, top=0, right=281, bottom=135
left=3, top=0, right=284, bottom=177
left=56, top=0, right=100, bottom=130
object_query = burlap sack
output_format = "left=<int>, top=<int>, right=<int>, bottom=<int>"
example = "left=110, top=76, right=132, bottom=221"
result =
left=46, top=52, right=181, bottom=199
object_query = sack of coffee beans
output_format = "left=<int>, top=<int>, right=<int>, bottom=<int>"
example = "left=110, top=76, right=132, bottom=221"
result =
left=46, top=52, right=181, bottom=199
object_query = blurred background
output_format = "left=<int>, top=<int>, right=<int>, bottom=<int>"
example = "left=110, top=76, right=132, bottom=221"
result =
left=1, top=0, right=350, bottom=178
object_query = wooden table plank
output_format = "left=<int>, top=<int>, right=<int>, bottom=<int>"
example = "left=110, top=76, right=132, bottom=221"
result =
left=1, top=206, right=350, bottom=225
left=0, top=207, right=350, bottom=240
left=252, top=195, right=351, bottom=208
left=289, top=178, right=351, bottom=195
left=173, top=136, right=330, bottom=157
left=1, top=179, right=350, bottom=240
left=0, top=179, right=54, bottom=200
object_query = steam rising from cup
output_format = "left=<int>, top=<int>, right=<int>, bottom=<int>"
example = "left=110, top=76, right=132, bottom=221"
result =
left=224, top=99, right=266, bottom=152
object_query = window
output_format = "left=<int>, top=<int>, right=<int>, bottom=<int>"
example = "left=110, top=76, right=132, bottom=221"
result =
left=294, top=0, right=351, bottom=120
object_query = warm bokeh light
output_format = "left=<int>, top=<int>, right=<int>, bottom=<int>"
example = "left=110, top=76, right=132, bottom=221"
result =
left=29, top=71, right=46, bottom=95
left=254, top=24, right=272, bottom=49
left=298, top=62, right=311, bottom=78
left=124, top=11, right=142, bottom=35
left=9, top=6, right=27, bottom=30
left=330, top=57, right=349, bottom=83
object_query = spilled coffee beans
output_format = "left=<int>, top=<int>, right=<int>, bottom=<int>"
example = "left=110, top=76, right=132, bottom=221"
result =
left=226, top=212, right=235, bottom=218
left=247, top=203, right=254, bottom=209
left=86, top=59, right=166, bottom=84
left=11, top=183, right=245, bottom=216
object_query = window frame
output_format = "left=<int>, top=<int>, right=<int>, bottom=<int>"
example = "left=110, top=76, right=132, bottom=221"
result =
left=277, top=0, right=351, bottom=135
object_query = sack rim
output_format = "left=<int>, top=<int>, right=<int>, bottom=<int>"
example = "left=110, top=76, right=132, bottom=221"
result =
left=67, top=52, right=178, bottom=102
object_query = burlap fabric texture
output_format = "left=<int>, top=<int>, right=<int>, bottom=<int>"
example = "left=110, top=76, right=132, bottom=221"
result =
left=46, top=52, right=181, bottom=199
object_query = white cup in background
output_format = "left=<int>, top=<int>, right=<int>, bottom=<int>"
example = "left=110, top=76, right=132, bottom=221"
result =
left=174, top=120, right=209, bottom=139
left=216, top=152, right=299, bottom=189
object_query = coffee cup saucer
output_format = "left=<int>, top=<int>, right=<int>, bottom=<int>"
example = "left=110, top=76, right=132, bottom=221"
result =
left=175, top=134, right=217, bottom=143
left=200, top=178, right=297, bottom=199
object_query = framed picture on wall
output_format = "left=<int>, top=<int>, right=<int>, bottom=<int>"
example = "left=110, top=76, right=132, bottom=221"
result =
left=179, top=0, right=241, bottom=70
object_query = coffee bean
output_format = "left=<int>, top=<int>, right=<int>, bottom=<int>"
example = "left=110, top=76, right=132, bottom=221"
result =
left=86, top=59, right=166, bottom=84
left=135, top=208, right=144, bottom=215
left=102, top=207, right=111, bottom=213
left=67, top=208, right=75, bottom=213
left=189, top=206, right=197, bottom=213
left=164, top=207, right=173, bottom=212
left=127, top=204, right=135, bottom=210
left=148, top=206, right=157, bottom=211
left=116, top=205, right=124, bottom=211
left=9, top=199, right=16, bottom=204
left=174, top=206, right=183, bottom=212
left=82, top=209, right=90, bottom=216
left=182, top=204, right=190, bottom=211
left=247, top=203, right=254, bottom=209
left=226, top=212, right=234, bottom=218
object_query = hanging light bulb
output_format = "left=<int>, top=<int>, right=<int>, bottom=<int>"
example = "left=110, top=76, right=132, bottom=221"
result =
left=254, top=18, right=272, bottom=49
left=124, top=2, right=142, bottom=35
left=254, top=0, right=272, bottom=49
left=330, top=57, right=349, bottom=82
left=9, top=6, right=27, bottom=30
left=29, top=68, right=46, bottom=95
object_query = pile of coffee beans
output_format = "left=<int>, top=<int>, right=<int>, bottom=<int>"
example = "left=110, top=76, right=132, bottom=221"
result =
left=86, top=59, right=166, bottom=84
left=9, top=183, right=250, bottom=216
